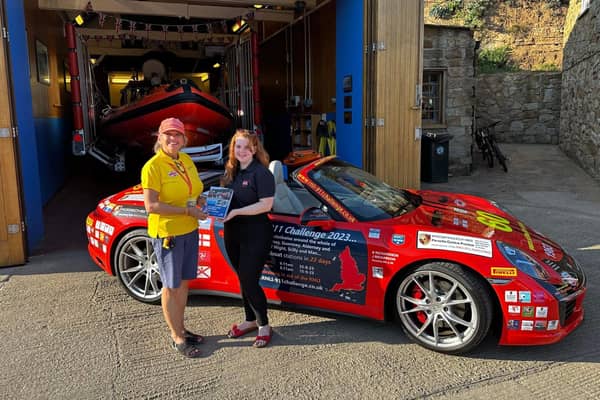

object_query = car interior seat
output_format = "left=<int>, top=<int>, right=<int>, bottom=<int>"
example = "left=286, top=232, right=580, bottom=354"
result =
left=268, top=160, right=305, bottom=215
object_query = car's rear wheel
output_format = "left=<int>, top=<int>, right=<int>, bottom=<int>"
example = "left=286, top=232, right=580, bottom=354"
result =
left=113, top=229, right=162, bottom=304
left=395, top=262, right=492, bottom=354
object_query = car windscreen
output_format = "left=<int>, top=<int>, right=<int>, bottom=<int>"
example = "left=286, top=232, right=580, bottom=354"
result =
left=307, top=159, right=416, bottom=221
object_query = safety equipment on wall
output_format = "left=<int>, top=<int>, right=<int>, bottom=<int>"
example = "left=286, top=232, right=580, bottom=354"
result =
left=318, top=119, right=336, bottom=156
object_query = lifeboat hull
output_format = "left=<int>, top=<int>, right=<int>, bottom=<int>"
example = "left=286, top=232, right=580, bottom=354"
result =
left=98, top=82, right=234, bottom=154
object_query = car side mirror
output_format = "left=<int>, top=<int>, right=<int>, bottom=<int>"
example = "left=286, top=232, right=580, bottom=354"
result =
left=300, top=206, right=335, bottom=231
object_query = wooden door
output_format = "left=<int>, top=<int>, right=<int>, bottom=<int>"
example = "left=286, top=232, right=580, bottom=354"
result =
left=0, top=1, right=26, bottom=266
left=365, top=0, right=423, bottom=189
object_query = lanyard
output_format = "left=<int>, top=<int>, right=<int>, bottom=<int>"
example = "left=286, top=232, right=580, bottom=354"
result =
left=168, top=159, right=193, bottom=196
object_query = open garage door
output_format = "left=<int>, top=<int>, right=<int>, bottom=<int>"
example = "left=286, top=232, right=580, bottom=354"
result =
left=0, top=1, right=26, bottom=266
left=37, top=0, right=305, bottom=171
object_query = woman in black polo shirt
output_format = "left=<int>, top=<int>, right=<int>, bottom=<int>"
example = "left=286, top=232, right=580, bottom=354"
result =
left=222, top=129, right=275, bottom=348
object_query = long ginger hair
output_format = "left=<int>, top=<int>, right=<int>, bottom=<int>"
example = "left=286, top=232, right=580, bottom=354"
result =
left=222, top=129, right=270, bottom=185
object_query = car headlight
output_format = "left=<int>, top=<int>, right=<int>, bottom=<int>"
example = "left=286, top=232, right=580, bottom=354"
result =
left=497, top=241, right=550, bottom=281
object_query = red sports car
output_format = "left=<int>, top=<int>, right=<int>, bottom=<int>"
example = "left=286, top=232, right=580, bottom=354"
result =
left=86, top=157, right=586, bottom=354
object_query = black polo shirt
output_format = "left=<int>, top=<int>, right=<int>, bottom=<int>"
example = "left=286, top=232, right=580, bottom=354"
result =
left=226, top=159, right=275, bottom=218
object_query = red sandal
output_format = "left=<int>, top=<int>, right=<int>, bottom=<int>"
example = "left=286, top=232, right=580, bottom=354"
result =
left=253, top=327, right=273, bottom=348
left=227, top=323, right=258, bottom=339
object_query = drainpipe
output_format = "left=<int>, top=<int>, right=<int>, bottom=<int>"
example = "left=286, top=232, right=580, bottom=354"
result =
left=65, top=22, right=86, bottom=155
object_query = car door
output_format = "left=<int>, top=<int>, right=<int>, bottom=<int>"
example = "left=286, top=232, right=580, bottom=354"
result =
left=262, top=210, right=371, bottom=314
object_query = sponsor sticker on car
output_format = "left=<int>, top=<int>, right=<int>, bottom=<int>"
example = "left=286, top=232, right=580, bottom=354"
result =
left=491, top=267, right=517, bottom=277
left=518, top=291, right=531, bottom=303
left=505, top=290, right=518, bottom=302
left=417, top=231, right=492, bottom=258
left=535, top=306, right=548, bottom=318
left=368, top=228, right=380, bottom=239
left=197, top=266, right=211, bottom=279
left=521, top=320, right=534, bottom=331
left=391, top=234, right=405, bottom=245
left=508, top=305, right=520, bottom=314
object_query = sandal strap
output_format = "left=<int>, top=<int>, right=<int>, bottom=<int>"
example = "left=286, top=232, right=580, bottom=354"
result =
left=253, top=327, right=273, bottom=348
left=184, top=329, right=204, bottom=344
left=172, top=340, right=202, bottom=358
left=227, top=324, right=257, bottom=338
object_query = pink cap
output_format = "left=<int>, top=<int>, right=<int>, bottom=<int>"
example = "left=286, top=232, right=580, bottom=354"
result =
left=158, top=118, right=185, bottom=135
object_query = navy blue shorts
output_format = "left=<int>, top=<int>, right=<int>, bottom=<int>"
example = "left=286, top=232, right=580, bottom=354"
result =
left=151, top=229, right=199, bottom=289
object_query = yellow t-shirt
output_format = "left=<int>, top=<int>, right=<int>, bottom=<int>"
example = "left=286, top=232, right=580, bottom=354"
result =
left=141, top=149, right=203, bottom=238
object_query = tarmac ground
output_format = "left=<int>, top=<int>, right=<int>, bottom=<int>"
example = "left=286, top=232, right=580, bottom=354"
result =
left=1, top=144, right=600, bottom=399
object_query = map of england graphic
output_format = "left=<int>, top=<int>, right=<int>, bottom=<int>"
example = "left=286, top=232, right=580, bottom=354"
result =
left=330, top=246, right=365, bottom=292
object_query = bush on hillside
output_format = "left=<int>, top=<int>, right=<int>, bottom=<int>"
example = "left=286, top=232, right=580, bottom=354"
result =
left=477, top=46, right=519, bottom=73
left=429, top=0, right=463, bottom=19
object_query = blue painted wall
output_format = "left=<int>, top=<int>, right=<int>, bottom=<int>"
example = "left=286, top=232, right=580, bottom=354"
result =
left=6, top=1, right=44, bottom=251
left=336, top=0, right=364, bottom=167
left=35, top=117, right=71, bottom=204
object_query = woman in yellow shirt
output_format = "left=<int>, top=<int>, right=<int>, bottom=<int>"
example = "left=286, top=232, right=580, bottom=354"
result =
left=141, top=117, right=207, bottom=358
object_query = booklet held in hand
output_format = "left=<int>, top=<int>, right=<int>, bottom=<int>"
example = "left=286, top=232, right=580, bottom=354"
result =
left=204, top=187, right=234, bottom=219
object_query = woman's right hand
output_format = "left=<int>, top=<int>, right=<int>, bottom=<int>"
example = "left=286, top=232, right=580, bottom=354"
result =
left=188, top=206, right=208, bottom=221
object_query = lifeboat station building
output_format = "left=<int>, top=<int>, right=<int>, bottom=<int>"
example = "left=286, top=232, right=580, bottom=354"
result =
left=0, top=0, right=423, bottom=266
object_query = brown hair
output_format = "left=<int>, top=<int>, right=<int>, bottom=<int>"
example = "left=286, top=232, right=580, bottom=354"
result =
left=222, top=129, right=270, bottom=185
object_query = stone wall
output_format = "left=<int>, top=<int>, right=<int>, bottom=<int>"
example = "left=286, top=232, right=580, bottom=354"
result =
left=561, top=0, right=600, bottom=181
left=476, top=72, right=561, bottom=144
left=423, top=25, right=476, bottom=176
left=424, top=0, right=568, bottom=71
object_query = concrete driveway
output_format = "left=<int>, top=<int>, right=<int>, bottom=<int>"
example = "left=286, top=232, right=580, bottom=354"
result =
left=1, top=144, right=599, bottom=399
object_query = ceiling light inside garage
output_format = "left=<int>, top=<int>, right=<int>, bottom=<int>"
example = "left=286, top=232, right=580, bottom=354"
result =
left=75, top=14, right=85, bottom=26
left=232, top=18, right=246, bottom=33
left=111, top=78, right=132, bottom=84
left=110, top=73, right=134, bottom=84
left=190, top=72, right=209, bottom=82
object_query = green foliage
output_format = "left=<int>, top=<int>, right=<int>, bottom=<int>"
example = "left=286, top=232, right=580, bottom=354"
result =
left=462, top=0, right=493, bottom=28
left=429, top=0, right=463, bottom=19
left=428, top=0, right=501, bottom=28
left=477, top=46, right=519, bottom=73
left=428, top=0, right=566, bottom=29
left=534, top=63, right=560, bottom=71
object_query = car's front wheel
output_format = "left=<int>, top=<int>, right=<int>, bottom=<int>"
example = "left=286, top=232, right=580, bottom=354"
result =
left=113, top=229, right=162, bottom=304
left=395, top=262, right=493, bottom=354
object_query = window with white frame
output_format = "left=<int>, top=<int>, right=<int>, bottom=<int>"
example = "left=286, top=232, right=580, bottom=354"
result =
left=422, top=70, right=444, bottom=125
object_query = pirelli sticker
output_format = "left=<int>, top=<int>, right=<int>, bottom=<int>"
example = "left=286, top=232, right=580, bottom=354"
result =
left=491, top=267, right=517, bottom=277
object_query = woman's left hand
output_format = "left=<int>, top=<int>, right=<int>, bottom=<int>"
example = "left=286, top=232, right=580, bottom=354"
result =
left=223, top=209, right=237, bottom=223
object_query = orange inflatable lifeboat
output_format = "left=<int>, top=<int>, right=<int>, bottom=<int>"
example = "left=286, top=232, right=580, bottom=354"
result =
left=98, top=79, right=234, bottom=155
